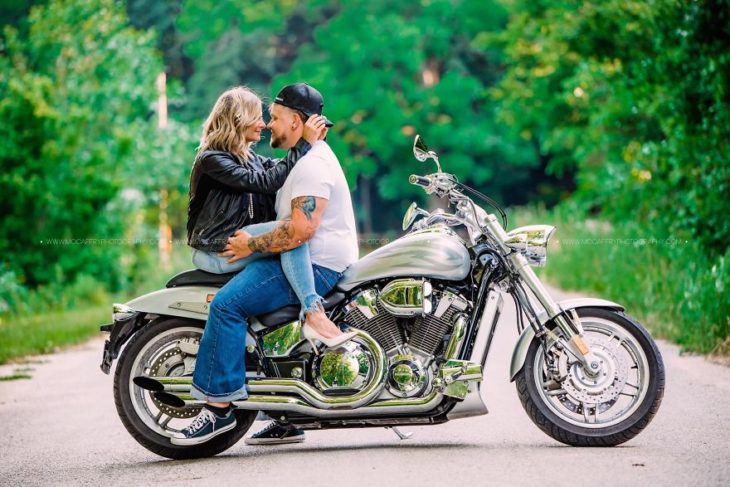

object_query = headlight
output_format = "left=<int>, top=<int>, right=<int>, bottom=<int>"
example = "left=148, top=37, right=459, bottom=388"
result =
left=504, top=225, right=556, bottom=267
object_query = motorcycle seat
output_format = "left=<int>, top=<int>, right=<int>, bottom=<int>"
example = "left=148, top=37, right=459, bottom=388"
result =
left=257, top=291, right=346, bottom=327
left=165, top=269, right=347, bottom=327
left=165, top=269, right=235, bottom=288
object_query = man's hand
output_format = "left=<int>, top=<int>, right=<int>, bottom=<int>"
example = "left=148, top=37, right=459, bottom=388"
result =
left=219, top=230, right=253, bottom=263
left=302, top=115, right=327, bottom=144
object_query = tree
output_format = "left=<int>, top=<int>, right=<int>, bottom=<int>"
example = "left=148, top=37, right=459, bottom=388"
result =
left=274, top=0, right=540, bottom=230
left=492, top=0, right=730, bottom=254
left=0, top=0, right=164, bottom=290
left=175, top=0, right=334, bottom=121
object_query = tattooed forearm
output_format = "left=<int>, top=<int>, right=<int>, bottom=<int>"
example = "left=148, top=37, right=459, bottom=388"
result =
left=248, top=222, right=296, bottom=254
left=292, top=196, right=316, bottom=221
left=246, top=196, right=323, bottom=254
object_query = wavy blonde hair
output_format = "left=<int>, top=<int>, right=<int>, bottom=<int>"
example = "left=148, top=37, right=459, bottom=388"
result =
left=197, top=86, right=263, bottom=161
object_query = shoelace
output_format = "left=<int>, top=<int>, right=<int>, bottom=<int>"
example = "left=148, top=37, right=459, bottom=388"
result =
left=258, top=422, right=282, bottom=436
left=185, top=409, right=217, bottom=435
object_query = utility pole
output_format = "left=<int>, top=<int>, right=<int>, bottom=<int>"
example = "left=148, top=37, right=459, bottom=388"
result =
left=157, top=72, right=172, bottom=271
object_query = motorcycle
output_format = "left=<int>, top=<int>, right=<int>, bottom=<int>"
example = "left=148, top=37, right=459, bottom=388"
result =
left=99, top=135, right=664, bottom=459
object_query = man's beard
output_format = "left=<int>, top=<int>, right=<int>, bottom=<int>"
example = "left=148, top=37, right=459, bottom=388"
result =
left=270, top=133, right=283, bottom=148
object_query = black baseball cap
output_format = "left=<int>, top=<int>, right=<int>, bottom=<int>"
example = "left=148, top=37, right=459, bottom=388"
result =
left=273, top=83, right=334, bottom=127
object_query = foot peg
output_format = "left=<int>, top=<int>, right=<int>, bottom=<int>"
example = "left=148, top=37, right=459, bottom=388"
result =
left=153, top=391, right=187, bottom=408
left=387, top=427, right=413, bottom=440
left=133, top=376, right=164, bottom=392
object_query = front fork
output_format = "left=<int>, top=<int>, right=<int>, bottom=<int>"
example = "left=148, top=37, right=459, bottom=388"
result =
left=510, top=253, right=602, bottom=377
left=483, top=215, right=601, bottom=378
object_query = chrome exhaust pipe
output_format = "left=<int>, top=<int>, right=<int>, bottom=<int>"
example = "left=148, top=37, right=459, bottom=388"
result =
left=145, top=321, right=479, bottom=418
left=148, top=330, right=389, bottom=410
left=153, top=389, right=445, bottom=418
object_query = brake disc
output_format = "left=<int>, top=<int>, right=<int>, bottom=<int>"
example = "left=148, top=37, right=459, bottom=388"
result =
left=148, top=346, right=199, bottom=419
left=557, top=339, right=628, bottom=406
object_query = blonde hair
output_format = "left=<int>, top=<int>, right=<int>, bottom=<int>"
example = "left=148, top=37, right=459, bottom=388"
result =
left=197, top=86, right=263, bottom=161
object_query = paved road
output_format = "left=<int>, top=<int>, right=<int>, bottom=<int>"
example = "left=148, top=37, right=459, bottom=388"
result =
left=1, top=287, right=729, bottom=486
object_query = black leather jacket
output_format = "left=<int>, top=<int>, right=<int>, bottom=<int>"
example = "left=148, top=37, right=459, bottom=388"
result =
left=187, top=139, right=311, bottom=252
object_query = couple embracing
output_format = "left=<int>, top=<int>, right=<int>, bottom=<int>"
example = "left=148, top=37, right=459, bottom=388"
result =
left=180, top=83, right=358, bottom=445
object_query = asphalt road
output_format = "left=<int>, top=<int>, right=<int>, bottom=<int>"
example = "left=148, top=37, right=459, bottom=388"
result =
left=1, top=287, right=729, bottom=487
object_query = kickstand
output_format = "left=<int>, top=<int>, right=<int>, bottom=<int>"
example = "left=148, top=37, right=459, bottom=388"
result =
left=387, top=426, right=413, bottom=440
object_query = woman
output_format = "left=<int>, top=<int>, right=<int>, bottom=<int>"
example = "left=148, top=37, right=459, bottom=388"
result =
left=187, top=86, right=351, bottom=343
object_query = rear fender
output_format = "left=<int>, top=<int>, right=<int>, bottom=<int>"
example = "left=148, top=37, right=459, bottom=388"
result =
left=101, top=286, right=217, bottom=375
left=509, top=298, right=624, bottom=381
left=126, top=286, right=219, bottom=320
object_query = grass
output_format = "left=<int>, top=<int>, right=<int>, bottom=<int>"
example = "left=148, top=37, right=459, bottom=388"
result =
left=0, top=304, right=109, bottom=364
left=0, top=374, right=33, bottom=381
left=511, top=204, right=730, bottom=354
left=0, top=244, right=194, bottom=365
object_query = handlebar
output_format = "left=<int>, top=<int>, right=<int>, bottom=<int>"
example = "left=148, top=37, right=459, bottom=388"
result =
left=409, top=174, right=432, bottom=188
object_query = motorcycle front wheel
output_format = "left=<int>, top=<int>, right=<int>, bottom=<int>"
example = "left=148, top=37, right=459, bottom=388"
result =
left=113, top=318, right=256, bottom=459
left=516, top=307, right=665, bottom=446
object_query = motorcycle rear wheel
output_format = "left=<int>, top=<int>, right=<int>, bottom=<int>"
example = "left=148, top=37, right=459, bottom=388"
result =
left=113, top=318, right=256, bottom=459
left=516, top=307, right=664, bottom=446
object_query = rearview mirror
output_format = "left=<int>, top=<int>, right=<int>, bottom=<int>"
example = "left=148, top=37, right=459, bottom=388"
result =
left=402, top=202, right=429, bottom=231
left=413, top=135, right=430, bottom=162
left=412, top=135, right=442, bottom=172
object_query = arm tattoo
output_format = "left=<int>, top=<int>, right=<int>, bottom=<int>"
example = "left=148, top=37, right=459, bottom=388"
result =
left=248, top=222, right=294, bottom=254
left=292, top=196, right=316, bottom=221
left=247, top=196, right=319, bottom=253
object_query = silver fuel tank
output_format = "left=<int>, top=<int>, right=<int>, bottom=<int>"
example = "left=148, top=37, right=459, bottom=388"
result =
left=336, top=227, right=471, bottom=292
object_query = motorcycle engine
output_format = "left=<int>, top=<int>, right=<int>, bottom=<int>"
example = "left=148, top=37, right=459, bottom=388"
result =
left=310, top=342, right=374, bottom=394
left=334, top=279, right=470, bottom=398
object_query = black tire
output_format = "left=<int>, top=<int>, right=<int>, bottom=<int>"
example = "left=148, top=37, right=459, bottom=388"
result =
left=516, top=307, right=665, bottom=447
left=113, top=318, right=257, bottom=459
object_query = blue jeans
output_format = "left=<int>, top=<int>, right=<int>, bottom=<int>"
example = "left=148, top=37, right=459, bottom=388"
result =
left=192, top=222, right=322, bottom=317
left=191, top=257, right=342, bottom=402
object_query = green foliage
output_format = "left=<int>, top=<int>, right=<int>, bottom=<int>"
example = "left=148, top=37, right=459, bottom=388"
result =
left=492, top=0, right=730, bottom=255
left=0, top=0, right=163, bottom=292
left=0, top=242, right=193, bottom=364
left=126, top=0, right=189, bottom=80
left=176, top=0, right=332, bottom=120
left=0, top=304, right=109, bottom=364
left=514, top=204, right=729, bottom=353
left=274, top=0, right=539, bottom=228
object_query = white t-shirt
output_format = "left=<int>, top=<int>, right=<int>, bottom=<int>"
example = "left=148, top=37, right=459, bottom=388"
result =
left=275, top=141, right=359, bottom=272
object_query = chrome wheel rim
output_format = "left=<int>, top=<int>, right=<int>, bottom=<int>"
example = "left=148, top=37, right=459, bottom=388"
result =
left=534, top=317, right=650, bottom=429
left=128, top=326, right=202, bottom=438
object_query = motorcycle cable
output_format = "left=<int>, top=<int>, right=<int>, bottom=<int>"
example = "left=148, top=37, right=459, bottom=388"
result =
left=511, top=292, right=525, bottom=334
left=456, top=183, right=508, bottom=228
left=511, top=278, right=543, bottom=334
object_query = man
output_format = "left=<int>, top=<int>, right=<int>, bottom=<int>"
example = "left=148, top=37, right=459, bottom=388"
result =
left=171, top=83, right=359, bottom=446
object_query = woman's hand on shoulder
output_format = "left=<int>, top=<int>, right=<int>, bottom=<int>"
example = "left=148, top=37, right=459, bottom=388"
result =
left=302, top=115, right=327, bottom=144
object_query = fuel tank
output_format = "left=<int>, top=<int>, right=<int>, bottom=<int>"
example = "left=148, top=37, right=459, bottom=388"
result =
left=336, top=227, right=471, bottom=292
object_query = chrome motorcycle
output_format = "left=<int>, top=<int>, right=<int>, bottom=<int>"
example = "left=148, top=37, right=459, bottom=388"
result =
left=99, top=135, right=664, bottom=459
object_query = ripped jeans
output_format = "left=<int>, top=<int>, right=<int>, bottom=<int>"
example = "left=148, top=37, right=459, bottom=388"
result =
left=191, top=221, right=323, bottom=318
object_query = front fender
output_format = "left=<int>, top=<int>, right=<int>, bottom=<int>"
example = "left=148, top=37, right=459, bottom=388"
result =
left=509, top=298, right=624, bottom=381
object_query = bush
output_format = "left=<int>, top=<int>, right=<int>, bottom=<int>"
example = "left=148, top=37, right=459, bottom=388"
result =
left=514, top=204, right=729, bottom=353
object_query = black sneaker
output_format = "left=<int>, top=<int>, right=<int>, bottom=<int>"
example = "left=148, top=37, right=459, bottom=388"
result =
left=170, top=408, right=236, bottom=446
left=244, top=422, right=305, bottom=445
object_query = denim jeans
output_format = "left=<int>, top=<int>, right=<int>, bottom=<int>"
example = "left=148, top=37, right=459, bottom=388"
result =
left=192, top=221, right=322, bottom=317
left=191, top=257, right=342, bottom=402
